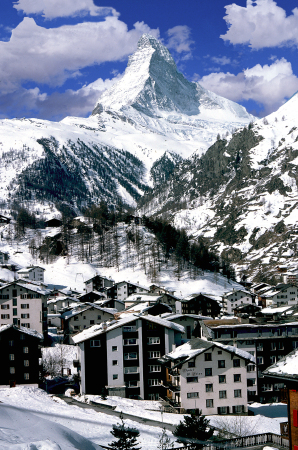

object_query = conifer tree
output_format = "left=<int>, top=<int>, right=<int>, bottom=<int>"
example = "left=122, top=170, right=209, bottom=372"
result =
left=173, top=409, right=213, bottom=450
left=109, top=415, right=141, bottom=450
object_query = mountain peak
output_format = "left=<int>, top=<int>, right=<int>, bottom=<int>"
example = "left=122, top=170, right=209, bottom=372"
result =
left=92, top=34, right=253, bottom=122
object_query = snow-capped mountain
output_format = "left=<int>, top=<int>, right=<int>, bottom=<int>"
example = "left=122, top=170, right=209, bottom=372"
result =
left=139, top=91, right=298, bottom=279
left=0, top=34, right=253, bottom=216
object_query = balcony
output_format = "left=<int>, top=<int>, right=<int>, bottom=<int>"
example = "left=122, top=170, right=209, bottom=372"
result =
left=160, top=380, right=181, bottom=392
left=123, top=326, right=137, bottom=332
left=280, top=422, right=289, bottom=437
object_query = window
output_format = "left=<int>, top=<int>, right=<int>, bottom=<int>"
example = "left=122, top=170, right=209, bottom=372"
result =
left=21, top=323, right=30, bottom=328
left=9, top=340, right=14, bottom=346
left=21, top=314, right=29, bottom=319
left=218, top=406, right=229, bottom=414
left=113, top=374, right=118, bottom=380
left=10, top=367, right=15, bottom=374
left=271, top=342, right=276, bottom=351
left=124, top=367, right=138, bottom=374
left=149, top=365, right=161, bottom=372
left=219, top=390, right=227, bottom=399
left=247, top=364, right=255, bottom=372
left=147, top=337, right=160, bottom=345
left=23, top=347, right=29, bottom=353
left=233, top=359, right=240, bottom=368
left=270, top=356, right=277, bottom=364
left=218, top=360, right=225, bottom=368
left=112, top=346, right=118, bottom=352
left=278, top=342, right=284, bottom=350
left=9, top=354, right=14, bottom=361
left=24, top=360, right=29, bottom=367
left=13, top=298, right=17, bottom=306
left=188, top=361, right=195, bottom=368
left=1, top=314, right=10, bottom=319
left=1, top=304, right=9, bottom=309
left=234, top=389, right=242, bottom=398
left=124, top=352, right=137, bottom=360
left=187, top=377, right=198, bottom=383
left=90, top=320, right=95, bottom=325
left=148, top=379, right=159, bottom=386
left=187, top=392, right=199, bottom=398
left=257, top=343, right=263, bottom=351
left=233, top=405, right=244, bottom=413
left=21, top=304, right=29, bottom=309
left=124, top=338, right=137, bottom=345
left=205, top=368, right=212, bottom=376
left=205, top=353, right=212, bottom=361
left=218, top=351, right=222, bottom=354
left=206, top=399, right=213, bottom=408
left=13, top=308, right=17, bottom=316
left=257, top=357, right=264, bottom=365
left=112, top=360, right=118, bottom=366
left=97, top=315, right=101, bottom=320
left=234, top=374, right=241, bottom=382
left=74, top=316, right=79, bottom=321
left=20, top=334, right=25, bottom=340
left=128, top=380, right=139, bottom=387
left=219, top=375, right=226, bottom=383
left=90, top=340, right=101, bottom=347
left=148, top=351, right=160, bottom=359
left=206, top=384, right=213, bottom=392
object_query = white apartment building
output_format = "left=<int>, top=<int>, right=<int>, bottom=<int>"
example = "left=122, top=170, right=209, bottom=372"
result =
left=0, top=281, right=49, bottom=334
left=161, top=338, right=255, bottom=415
left=222, top=289, right=254, bottom=315
left=17, top=266, right=45, bottom=283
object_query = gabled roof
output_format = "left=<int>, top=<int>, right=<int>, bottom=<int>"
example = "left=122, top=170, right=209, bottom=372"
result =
left=223, top=289, right=251, bottom=297
left=163, top=338, right=256, bottom=366
left=183, top=293, right=222, bottom=303
left=0, top=281, right=50, bottom=295
left=17, top=266, right=45, bottom=273
left=72, top=313, right=185, bottom=344
left=263, top=348, right=298, bottom=381
left=61, top=304, right=116, bottom=320
left=85, top=274, right=114, bottom=283
left=0, top=324, right=43, bottom=339
left=109, top=280, right=149, bottom=291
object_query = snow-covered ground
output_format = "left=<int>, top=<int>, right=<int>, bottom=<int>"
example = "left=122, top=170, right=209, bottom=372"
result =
left=0, top=387, right=288, bottom=449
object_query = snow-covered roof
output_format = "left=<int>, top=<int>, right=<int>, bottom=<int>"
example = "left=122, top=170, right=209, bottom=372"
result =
left=125, top=293, right=162, bottom=303
left=263, top=348, right=298, bottom=381
left=0, top=324, right=43, bottom=339
left=164, top=338, right=256, bottom=365
left=205, top=321, right=298, bottom=330
left=72, top=313, right=184, bottom=344
left=161, top=313, right=212, bottom=321
left=113, top=280, right=150, bottom=291
left=224, top=289, right=251, bottom=297
left=17, top=266, right=45, bottom=273
left=0, top=281, right=50, bottom=295
left=62, top=304, right=116, bottom=320
left=183, top=293, right=222, bottom=303
left=261, top=305, right=293, bottom=314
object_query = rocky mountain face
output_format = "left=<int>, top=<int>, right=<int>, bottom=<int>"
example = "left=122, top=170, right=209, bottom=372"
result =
left=138, top=92, right=298, bottom=280
left=0, top=34, right=253, bottom=218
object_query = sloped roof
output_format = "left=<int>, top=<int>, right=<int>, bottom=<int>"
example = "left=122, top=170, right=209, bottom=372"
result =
left=263, top=348, right=298, bottom=381
left=164, top=337, right=256, bottom=365
left=72, top=313, right=185, bottom=344
left=0, top=324, right=43, bottom=339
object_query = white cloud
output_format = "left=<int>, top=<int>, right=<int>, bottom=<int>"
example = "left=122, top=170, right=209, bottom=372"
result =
left=199, top=58, right=298, bottom=115
left=211, top=56, right=231, bottom=65
left=0, top=17, right=159, bottom=94
left=221, top=0, right=298, bottom=49
left=0, top=75, right=120, bottom=120
left=13, top=0, right=119, bottom=20
left=166, top=25, right=194, bottom=59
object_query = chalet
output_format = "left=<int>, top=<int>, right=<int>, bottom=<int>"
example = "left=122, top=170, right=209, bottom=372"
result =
left=124, top=293, right=162, bottom=309
left=0, top=281, right=50, bottom=336
left=47, top=296, right=82, bottom=314
left=84, top=274, right=114, bottom=293
left=73, top=314, right=184, bottom=400
left=260, top=284, right=298, bottom=307
left=0, top=324, right=43, bottom=388
left=107, top=281, right=149, bottom=302
left=95, top=298, right=125, bottom=312
left=17, top=266, right=45, bottom=283
left=160, top=338, right=255, bottom=415
left=233, top=304, right=261, bottom=317
left=77, top=291, right=105, bottom=303
left=161, top=313, right=209, bottom=341
left=62, top=304, right=116, bottom=343
left=181, top=293, right=221, bottom=317
left=45, top=218, right=62, bottom=227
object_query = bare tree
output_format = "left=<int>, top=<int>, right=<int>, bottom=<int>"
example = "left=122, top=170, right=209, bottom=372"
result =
left=213, top=415, right=258, bottom=439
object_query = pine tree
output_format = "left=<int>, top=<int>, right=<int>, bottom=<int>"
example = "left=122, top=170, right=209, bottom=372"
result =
left=109, top=415, right=141, bottom=450
left=173, top=409, right=213, bottom=450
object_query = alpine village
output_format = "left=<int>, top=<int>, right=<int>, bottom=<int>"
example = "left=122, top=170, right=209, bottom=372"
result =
left=2, top=34, right=298, bottom=450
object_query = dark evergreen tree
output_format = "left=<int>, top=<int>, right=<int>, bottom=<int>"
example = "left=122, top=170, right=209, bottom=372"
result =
left=173, top=410, right=213, bottom=450
left=109, top=416, right=141, bottom=450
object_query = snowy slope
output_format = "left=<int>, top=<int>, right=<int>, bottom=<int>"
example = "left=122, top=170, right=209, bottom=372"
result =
left=139, top=91, right=298, bottom=279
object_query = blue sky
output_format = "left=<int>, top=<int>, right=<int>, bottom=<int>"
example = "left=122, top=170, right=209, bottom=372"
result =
left=1, top=0, right=298, bottom=120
